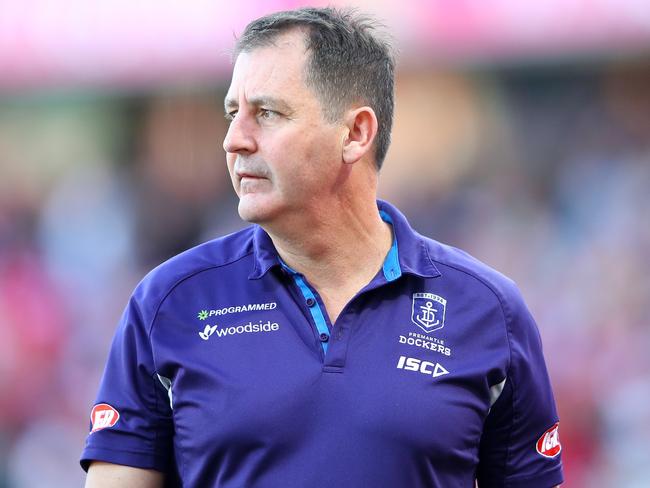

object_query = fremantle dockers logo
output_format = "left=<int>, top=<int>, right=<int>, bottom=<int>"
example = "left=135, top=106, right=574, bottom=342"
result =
left=411, top=293, right=447, bottom=333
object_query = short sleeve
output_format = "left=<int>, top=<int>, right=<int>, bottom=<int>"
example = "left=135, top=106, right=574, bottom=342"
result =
left=80, top=293, right=174, bottom=472
left=476, top=286, right=564, bottom=488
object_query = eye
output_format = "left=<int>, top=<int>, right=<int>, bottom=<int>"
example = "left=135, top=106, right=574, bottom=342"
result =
left=259, top=108, right=279, bottom=120
left=224, top=110, right=237, bottom=122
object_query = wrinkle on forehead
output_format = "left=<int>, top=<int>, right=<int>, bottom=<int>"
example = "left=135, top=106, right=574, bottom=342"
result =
left=224, top=31, right=312, bottom=111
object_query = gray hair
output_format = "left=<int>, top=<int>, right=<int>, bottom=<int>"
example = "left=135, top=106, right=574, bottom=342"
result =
left=234, top=7, right=396, bottom=169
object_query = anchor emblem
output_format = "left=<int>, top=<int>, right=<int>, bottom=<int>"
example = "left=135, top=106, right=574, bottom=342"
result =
left=411, top=293, right=447, bottom=333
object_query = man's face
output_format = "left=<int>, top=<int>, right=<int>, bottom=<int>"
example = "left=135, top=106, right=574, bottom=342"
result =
left=223, top=30, right=345, bottom=226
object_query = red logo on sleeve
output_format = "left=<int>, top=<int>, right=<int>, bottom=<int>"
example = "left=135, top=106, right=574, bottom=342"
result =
left=90, top=403, right=120, bottom=433
left=536, top=422, right=561, bottom=458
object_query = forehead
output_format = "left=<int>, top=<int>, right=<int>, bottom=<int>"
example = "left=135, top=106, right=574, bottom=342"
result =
left=225, top=31, right=311, bottom=106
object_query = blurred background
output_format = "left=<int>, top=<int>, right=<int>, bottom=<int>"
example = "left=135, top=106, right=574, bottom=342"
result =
left=1, top=0, right=649, bottom=486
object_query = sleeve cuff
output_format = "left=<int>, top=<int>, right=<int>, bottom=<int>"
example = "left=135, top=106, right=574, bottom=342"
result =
left=479, top=464, right=564, bottom=488
left=80, top=446, right=169, bottom=473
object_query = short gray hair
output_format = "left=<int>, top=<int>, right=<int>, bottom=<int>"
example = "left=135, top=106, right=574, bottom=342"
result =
left=234, top=7, right=395, bottom=169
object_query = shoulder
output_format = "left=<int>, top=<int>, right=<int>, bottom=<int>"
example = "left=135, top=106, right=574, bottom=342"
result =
left=130, top=226, right=256, bottom=323
left=421, top=236, right=541, bottom=376
left=421, top=235, right=525, bottom=315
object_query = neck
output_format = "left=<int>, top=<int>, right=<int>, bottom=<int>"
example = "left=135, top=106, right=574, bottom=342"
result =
left=265, top=195, right=392, bottom=289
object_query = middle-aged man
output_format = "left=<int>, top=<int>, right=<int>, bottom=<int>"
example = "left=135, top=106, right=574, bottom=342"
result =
left=82, top=7, right=563, bottom=487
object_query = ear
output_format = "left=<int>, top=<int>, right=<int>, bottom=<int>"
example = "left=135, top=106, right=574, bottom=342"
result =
left=341, top=106, right=378, bottom=165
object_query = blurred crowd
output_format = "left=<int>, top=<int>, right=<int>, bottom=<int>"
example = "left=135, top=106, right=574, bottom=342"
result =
left=0, top=60, right=649, bottom=487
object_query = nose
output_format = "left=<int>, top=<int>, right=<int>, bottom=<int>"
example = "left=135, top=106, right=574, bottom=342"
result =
left=223, top=113, right=257, bottom=155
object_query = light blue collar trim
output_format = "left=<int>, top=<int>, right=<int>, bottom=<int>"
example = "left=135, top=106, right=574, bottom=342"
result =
left=280, top=261, right=330, bottom=354
left=379, top=209, right=402, bottom=282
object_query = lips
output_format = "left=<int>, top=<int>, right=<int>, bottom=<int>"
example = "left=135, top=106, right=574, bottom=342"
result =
left=236, top=168, right=271, bottom=186
left=237, top=172, right=263, bottom=180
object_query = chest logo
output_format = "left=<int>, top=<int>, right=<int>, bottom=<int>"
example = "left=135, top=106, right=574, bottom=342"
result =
left=411, top=293, right=447, bottom=333
left=199, top=324, right=218, bottom=340
left=396, top=355, right=449, bottom=379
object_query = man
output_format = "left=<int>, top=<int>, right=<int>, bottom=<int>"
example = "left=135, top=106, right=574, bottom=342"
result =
left=82, top=7, right=563, bottom=487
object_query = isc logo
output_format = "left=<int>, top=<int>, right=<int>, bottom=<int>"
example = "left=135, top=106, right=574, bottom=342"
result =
left=396, top=355, right=449, bottom=378
left=90, top=403, right=120, bottom=433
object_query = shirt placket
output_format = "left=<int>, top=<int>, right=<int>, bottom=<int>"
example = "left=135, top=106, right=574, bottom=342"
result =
left=282, top=265, right=354, bottom=372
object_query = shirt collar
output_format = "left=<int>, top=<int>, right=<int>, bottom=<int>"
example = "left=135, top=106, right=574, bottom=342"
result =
left=249, top=226, right=279, bottom=279
left=376, top=199, right=440, bottom=280
left=249, top=199, right=440, bottom=280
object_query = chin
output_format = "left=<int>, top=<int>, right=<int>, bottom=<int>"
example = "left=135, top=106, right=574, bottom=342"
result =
left=237, top=195, right=276, bottom=224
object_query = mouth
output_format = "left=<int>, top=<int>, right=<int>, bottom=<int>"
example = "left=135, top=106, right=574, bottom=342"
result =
left=236, top=170, right=267, bottom=182
left=238, top=173, right=261, bottom=179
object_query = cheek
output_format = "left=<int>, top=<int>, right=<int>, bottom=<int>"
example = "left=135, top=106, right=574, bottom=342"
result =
left=308, top=121, right=341, bottom=158
left=301, top=131, right=340, bottom=174
left=267, top=124, right=340, bottom=191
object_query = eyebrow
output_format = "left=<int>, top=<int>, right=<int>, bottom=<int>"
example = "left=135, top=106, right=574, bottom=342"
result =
left=224, top=95, right=292, bottom=114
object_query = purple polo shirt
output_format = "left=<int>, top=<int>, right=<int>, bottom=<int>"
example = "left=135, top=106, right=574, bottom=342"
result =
left=81, top=200, right=563, bottom=487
